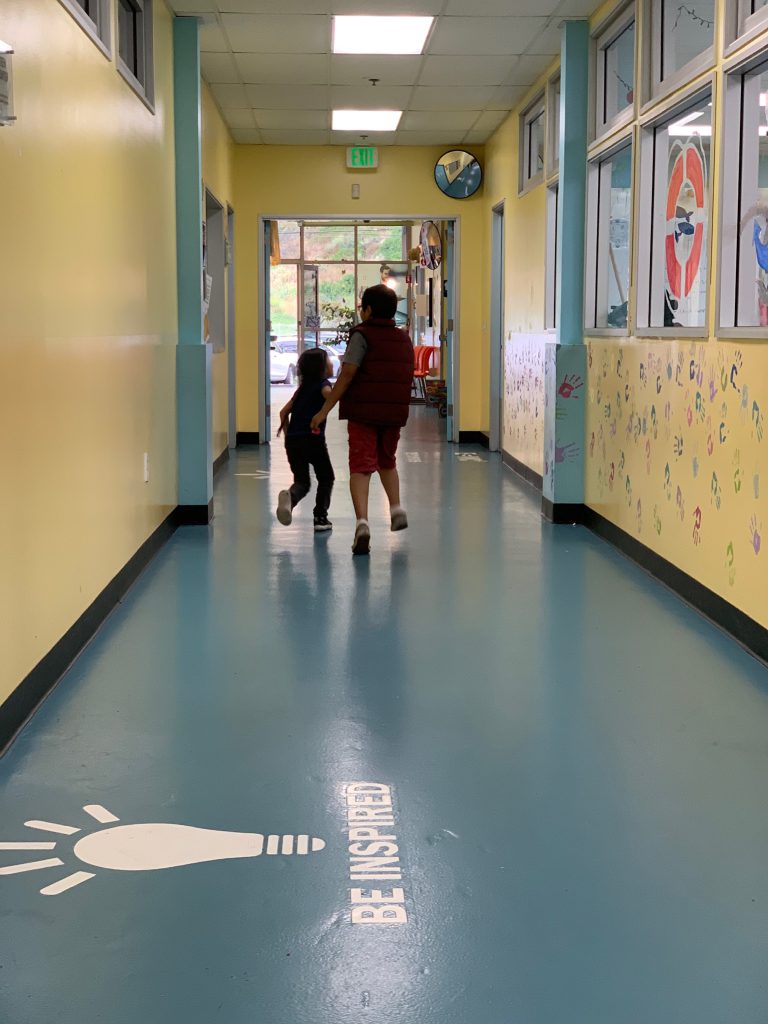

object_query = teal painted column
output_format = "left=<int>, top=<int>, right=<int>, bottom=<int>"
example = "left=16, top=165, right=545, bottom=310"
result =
left=543, top=19, right=589, bottom=522
left=174, top=16, right=213, bottom=523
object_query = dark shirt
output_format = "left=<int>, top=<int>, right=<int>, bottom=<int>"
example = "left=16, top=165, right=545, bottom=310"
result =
left=286, top=379, right=331, bottom=437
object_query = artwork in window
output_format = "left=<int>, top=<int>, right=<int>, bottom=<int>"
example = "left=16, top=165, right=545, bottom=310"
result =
left=529, top=111, right=545, bottom=179
left=603, top=22, right=635, bottom=124
left=659, top=101, right=710, bottom=328
left=599, top=147, right=632, bottom=328
left=661, top=0, right=715, bottom=79
left=738, top=70, right=768, bottom=326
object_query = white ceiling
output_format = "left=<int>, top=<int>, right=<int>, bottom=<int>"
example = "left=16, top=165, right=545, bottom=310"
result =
left=168, top=0, right=599, bottom=146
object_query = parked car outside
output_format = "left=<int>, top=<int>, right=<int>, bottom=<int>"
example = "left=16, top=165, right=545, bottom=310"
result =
left=270, top=340, right=297, bottom=385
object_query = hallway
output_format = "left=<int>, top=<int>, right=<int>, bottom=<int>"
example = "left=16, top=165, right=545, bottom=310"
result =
left=1, top=416, right=767, bottom=1024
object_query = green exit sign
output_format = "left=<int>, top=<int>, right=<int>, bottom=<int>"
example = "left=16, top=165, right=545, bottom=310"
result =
left=346, top=146, right=379, bottom=169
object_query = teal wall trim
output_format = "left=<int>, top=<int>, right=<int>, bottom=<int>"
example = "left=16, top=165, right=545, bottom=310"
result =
left=178, top=345, right=213, bottom=509
left=174, top=18, right=212, bottom=513
left=543, top=342, right=587, bottom=506
left=556, top=20, right=589, bottom=347
left=173, top=17, right=203, bottom=348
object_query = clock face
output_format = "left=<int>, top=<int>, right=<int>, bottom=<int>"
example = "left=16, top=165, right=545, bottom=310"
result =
left=434, top=150, right=482, bottom=199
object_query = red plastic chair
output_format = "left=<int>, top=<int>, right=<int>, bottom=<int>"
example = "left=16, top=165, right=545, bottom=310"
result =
left=412, top=345, right=431, bottom=402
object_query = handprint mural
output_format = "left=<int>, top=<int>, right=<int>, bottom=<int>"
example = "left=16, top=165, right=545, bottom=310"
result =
left=585, top=339, right=766, bottom=628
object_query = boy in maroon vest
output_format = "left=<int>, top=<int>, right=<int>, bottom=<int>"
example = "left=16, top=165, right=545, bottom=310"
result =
left=310, top=284, right=415, bottom=555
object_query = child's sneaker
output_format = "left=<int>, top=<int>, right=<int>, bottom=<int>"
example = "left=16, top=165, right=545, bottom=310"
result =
left=276, top=490, right=293, bottom=526
left=314, top=514, right=333, bottom=533
left=352, top=521, right=371, bottom=556
left=390, top=507, right=408, bottom=532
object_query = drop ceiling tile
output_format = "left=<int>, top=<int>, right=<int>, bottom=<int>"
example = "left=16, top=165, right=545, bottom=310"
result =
left=410, top=85, right=495, bottom=110
left=210, top=83, right=250, bottom=109
left=503, top=54, right=552, bottom=86
left=225, top=108, right=258, bottom=128
left=419, top=55, right=513, bottom=86
left=330, top=131, right=398, bottom=144
left=445, top=0, right=559, bottom=12
left=430, top=16, right=548, bottom=56
left=330, top=85, right=413, bottom=108
left=330, top=55, right=422, bottom=87
left=486, top=84, right=528, bottom=108
left=260, top=130, right=331, bottom=144
left=220, top=0, right=440, bottom=9
left=245, top=84, right=330, bottom=108
left=525, top=19, right=564, bottom=55
left=555, top=0, right=601, bottom=14
left=166, top=0, right=217, bottom=12
left=254, top=109, right=330, bottom=129
left=201, top=52, right=241, bottom=84
left=231, top=129, right=264, bottom=143
left=198, top=23, right=230, bottom=52
left=221, top=13, right=329, bottom=53
left=471, top=108, right=508, bottom=131
left=463, top=129, right=492, bottom=145
left=401, top=110, right=479, bottom=131
left=235, top=53, right=328, bottom=84
left=396, top=131, right=466, bottom=145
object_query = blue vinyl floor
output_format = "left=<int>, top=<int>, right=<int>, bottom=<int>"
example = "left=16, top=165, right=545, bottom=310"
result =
left=1, top=408, right=767, bottom=1023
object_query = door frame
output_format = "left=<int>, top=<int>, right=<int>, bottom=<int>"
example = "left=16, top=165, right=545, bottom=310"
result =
left=489, top=201, right=505, bottom=453
left=258, top=214, right=460, bottom=444
left=226, top=205, right=237, bottom=449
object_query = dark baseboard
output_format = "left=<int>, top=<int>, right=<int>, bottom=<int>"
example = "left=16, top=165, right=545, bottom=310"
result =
left=458, top=431, right=490, bottom=448
left=177, top=499, right=214, bottom=526
left=583, top=507, right=767, bottom=666
left=236, top=431, right=260, bottom=446
left=0, top=508, right=181, bottom=756
left=213, top=447, right=230, bottom=476
left=502, top=449, right=544, bottom=491
left=542, top=498, right=585, bottom=524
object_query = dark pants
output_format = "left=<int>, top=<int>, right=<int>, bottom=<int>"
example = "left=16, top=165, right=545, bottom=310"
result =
left=285, top=435, right=335, bottom=516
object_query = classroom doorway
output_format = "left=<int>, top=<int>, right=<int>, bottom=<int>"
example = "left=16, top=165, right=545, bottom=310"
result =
left=489, top=203, right=505, bottom=453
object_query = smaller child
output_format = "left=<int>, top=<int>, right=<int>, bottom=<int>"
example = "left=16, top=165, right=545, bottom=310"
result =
left=276, top=348, right=336, bottom=532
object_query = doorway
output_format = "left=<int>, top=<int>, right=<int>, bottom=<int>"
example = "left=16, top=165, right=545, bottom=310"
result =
left=489, top=203, right=505, bottom=453
left=259, top=217, right=458, bottom=445
left=227, top=205, right=236, bottom=449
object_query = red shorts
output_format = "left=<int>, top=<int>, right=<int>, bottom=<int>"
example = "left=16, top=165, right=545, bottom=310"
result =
left=348, top=421, right=401, bottom=475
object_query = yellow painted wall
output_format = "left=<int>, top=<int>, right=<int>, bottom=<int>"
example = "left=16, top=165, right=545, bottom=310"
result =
left=202, top=83, right=235, bottom=459
left=483, top=74, right=554, bottom=474
left=0, top=0, right=179, bottom=705
left=480, top=2, right=768, bottom=626
left=232, top=145, right=487, bottom=433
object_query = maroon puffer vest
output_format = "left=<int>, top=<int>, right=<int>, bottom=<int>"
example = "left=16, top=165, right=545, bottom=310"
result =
left=340, top=319, right=415, bottom=427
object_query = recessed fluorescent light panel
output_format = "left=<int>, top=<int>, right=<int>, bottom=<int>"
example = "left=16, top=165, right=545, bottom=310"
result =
left=332, top=110, right=402, bottom=131
left=333, top=16, right=434, bottom=55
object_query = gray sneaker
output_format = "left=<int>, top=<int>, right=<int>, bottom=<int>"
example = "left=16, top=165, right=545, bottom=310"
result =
left=390, top=508, right=408, bottom=532
left=276, top=490, right=293, bottom=526
left=352, top=522, right=371, bottom=556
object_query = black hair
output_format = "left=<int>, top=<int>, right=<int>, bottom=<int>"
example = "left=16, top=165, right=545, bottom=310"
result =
left=297, top=346, right=328, bottom=386
left=361, top=283, right=398, bottom=319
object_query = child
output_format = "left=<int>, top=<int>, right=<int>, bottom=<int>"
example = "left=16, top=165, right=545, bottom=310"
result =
left=310, top=284, right=414, bottom=555
left=276, top=348, right=335, bottom=532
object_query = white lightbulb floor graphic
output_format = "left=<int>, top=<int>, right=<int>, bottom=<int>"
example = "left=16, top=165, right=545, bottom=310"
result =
left=1, top=804, right=326, bottom=896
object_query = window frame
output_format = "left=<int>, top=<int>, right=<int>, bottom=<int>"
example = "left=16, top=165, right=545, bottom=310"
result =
left=116, top=0, right=155, bottom=110
left=58, top=0, right=112, bottom=58
left=718, top=42, right=768, bottom=337
left=546, top=73, right=561, bottom=180
left=545, top=181, right=559, bottom=331
left=725, top=0, right=768, bottom=55
left=519, top=93, right=546, bottom=195
left=592, top=2, right=636, bottom=144
left=643, top=0, right=716, bottom=110
left=635, top=79, right=715, bottom=338
left=585, top=133, right=635, bottom=336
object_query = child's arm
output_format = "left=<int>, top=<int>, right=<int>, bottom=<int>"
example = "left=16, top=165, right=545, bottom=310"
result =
left=310, top=364, right=358, bottom=430
left=277, top=394, right=295, bottom=437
